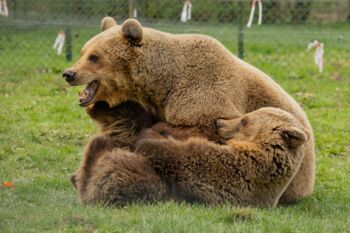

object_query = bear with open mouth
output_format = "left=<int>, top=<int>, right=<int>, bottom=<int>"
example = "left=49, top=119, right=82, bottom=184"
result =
left=64, top=17, right=315, bottom=205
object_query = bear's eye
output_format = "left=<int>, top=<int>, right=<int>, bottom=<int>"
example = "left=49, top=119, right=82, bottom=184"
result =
left=88, top=55, right=98, bottom=63
left=241, top=118, right=248, bottom=126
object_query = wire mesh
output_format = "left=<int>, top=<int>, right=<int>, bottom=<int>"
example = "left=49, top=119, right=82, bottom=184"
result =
left=0, top=0, right=349, bottom=80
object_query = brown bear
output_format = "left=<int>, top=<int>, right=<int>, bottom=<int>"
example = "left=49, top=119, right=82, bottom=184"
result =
left=70, top=101, right=166, bottom=205
left=136, top=107, right=311, bottom=207
left=64, top=17, right=315, bottom=204
left=84, top=100, right=204, bottom=147
left=85, top=100, right=156, bottom=149
left=72, top=107, right=309, bottom=207
left=71, top=100, right=205, bottom=205
left=70, top=135, right=167, bottom=206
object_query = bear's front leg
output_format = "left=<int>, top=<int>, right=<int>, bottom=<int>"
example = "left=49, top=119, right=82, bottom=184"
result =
left=135, top=136, right=182, bottom=177
left=135, top=137, right=226, bottom=204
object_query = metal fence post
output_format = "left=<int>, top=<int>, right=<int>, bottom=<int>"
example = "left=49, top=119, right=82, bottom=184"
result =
left=237, top=1, right=244, bottom=59
left=65, top=0, right=72, bottom=62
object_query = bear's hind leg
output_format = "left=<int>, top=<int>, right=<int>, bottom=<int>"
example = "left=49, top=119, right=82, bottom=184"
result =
left=83, top=149, right=167, bottom=206
left=72, top=135, right=115, bottom=193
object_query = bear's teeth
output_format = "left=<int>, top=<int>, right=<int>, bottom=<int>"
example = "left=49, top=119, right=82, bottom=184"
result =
left=79, top=89, right=89, bottom=100
left=78, top=81, right=99, bottom=106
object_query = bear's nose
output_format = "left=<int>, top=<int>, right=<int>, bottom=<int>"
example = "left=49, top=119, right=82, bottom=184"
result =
left=62, top=70, right=76, bottom=83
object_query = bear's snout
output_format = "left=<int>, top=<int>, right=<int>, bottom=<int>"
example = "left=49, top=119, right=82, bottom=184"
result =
left=62, top=70, right=76, bottom=83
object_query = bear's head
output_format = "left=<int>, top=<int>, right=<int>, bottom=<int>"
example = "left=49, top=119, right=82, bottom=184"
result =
left=63, top=17, right=144, bottom=108
left=217, top=107, right=310, bottom=149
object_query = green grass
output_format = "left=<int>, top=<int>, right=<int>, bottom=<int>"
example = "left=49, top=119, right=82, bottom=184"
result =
left=0, top=23, right=349, bottom=233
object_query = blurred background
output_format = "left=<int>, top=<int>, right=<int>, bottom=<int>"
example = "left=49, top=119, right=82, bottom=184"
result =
left=0, top=0, right=349, bottom=80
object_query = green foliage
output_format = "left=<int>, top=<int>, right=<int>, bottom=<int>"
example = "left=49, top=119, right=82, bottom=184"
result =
left=0, top=24, right=349, bottom=232
left=4, top=0, right=349, bottom=24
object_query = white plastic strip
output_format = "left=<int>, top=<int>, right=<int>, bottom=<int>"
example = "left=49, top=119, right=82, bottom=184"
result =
left=53, top=31, right=65, bottom=56
left=0, top=0, right=8, bottom=17
left=181, top=0, right=192, bottom=23
left=247, top=1, right=256, bottom=28
left=258, top=0, right=262, bottom=25
left=307, top=40, right=324, bottom=73
left=247, top=0, right=263, bottom=28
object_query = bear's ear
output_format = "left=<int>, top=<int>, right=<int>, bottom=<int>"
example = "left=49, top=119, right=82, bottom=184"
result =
left=121, top=19, right=143, bottom=47
left=101, top=17, right=117, bottom=31
left=282, top=126, right=309, bottom=148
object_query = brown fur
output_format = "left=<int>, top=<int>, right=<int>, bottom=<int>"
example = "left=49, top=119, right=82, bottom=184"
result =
left=86, top=101, right=156, bottom=149
left=65, top=17, right=315, bottom=203
left=72, top=101, right=209, bottom=205
left=136, top=108, right=310, bottom=207
left=72, top=135, right=166, bottom=206
left=72, top=101, right=202, bottom=205
left=72, top=107, right=309, bottom=207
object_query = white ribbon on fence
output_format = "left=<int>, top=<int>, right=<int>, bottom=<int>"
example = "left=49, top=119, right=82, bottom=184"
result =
left=181, top=0, right=192, bottom=23
left=247, top=0, right=262, bottom=28
left=307, top=40, right=324, bottom=73
left=53, top=31, right=65, bottom=56
left=0, top=0, right=8, bottom=17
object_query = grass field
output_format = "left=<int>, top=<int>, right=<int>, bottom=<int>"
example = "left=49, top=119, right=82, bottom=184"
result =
left=0, top=23, right=350, bottom=233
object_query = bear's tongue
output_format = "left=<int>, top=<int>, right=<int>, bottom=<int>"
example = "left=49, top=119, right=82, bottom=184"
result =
left=79, top=80, right=99, bottom=107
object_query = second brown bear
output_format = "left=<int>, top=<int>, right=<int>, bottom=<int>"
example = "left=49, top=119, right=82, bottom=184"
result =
left=72, top=103, right=309, bottom=207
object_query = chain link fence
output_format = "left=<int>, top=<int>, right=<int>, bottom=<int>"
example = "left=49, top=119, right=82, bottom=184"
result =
left=0, top=0, right=349, bottom=80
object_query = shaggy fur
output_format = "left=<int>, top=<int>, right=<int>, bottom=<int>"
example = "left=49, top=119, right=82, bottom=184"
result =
left=86, top=101, right=156, bottom=149
left=136, top=107, right=310, bottom=207
left=72, top=107, right=309, bottom=207
left=71, top=135, right=167, bottom=206
left=72, top=101, right=203, bottom=205
left=65, top=17, right=315, bottom=203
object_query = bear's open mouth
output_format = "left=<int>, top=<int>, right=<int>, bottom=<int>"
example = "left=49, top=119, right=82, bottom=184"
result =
left=79, top=80, right=99, bottom=107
